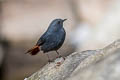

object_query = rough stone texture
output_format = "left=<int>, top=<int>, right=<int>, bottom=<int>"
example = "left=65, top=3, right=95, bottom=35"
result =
left=25, top=39, right=120, bottom=80
left=68, top=50, right=120, bottom=80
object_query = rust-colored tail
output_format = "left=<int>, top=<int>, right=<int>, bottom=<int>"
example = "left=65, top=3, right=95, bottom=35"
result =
left=25, top=45, right=40, bottom=55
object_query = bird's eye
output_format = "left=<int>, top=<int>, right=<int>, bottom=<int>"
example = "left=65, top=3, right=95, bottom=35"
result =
left=57, top=21, right=61, bottom=24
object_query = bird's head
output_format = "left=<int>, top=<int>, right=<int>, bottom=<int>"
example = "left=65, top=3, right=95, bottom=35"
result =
left=49, top=18, right=67, bottom=28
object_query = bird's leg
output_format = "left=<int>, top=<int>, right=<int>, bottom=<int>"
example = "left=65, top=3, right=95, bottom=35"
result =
left=56, top=51, right=61, bottom=58
left=56, top=51, right=65, bottom=60
left=46, top=54, right=52, bottom=63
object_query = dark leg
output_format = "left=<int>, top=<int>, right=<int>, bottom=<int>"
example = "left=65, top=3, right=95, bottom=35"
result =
left=56, top=51, right=65, bottom=60
left=56, top=51, right=61, bottom=58
left=46, top=54, right=52, bottom=63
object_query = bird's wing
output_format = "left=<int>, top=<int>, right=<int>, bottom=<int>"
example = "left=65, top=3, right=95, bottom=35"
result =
left=41, top=34, right=59, bottom=52
left=36, top=32, right=48, bottom=46
left=36, top=38, right=45, bottom=46
left=25, top=33, right=47, bottom=55
left=25, top=32, right=47, bottom=55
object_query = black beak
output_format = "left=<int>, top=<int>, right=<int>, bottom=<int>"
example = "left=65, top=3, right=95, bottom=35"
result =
left=62, top=19, right=67, bottom=22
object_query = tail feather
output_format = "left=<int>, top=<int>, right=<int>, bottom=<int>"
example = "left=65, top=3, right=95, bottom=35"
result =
left=25, top=46, right=40, bottom=55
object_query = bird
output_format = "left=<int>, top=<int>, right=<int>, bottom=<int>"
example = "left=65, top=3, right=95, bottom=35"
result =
left=26, top=18, right=67, bottom=62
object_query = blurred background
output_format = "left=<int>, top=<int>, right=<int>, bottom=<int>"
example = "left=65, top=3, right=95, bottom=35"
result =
left=0, top=0, right=120, bottom=80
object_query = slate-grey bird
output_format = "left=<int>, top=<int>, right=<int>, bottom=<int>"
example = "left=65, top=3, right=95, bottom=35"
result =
left=26, top=18, right=67, bottom=62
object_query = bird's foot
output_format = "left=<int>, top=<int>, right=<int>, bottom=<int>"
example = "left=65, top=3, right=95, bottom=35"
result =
left=56, top=55, right=61, bottom=58
left=48, top=60, right=54, bottom=64
left=62, top=57, right=65, bottom=60
left=56, top=58, right=65, bottom=66
left=56, top=55, right=65, bottom=60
